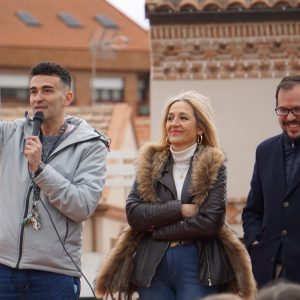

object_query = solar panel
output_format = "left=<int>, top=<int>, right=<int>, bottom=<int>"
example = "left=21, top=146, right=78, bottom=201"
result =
left=94, top=15, right=119, bottom=29
left=58, top=12, right=83, bottom=28
left=16, top=11, right=40, bottom=27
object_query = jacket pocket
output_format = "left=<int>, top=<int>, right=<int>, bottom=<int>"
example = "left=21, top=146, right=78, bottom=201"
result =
left=131, top=234, right=168, bottom=287
left=198, top=238, right=235, bottom=286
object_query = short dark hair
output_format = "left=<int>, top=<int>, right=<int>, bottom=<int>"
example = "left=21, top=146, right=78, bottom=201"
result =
left=275, top=75, right=300, bottom=106
left=30, top=62, right=72, bottom=88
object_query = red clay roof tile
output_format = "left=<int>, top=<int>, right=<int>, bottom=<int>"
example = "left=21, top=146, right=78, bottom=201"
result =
left=1, top=0, right=149, bottom=51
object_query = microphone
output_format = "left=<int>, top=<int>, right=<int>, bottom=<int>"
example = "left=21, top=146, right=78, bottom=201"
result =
left=32, top=112, right=44, bottom=136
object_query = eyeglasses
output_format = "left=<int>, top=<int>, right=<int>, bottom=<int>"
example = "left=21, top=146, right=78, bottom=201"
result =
left=275, top=107, right=300, bottom=116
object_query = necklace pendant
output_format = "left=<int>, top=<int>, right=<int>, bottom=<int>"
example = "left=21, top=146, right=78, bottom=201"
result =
left=180, top=172, right=184, bottom=179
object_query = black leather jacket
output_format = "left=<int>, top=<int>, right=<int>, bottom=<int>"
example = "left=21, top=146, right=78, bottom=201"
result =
left=95, top=145, right=255, bottom=299
left=126, top=155, right=227, bottom=287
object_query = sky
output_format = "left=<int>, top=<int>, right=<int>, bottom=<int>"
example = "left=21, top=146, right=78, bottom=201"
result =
left=106, top=0, right=149, bottom=29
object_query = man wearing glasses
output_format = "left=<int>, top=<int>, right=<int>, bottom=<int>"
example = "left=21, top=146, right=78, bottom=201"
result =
left=243, top=75, right=300, bottom=288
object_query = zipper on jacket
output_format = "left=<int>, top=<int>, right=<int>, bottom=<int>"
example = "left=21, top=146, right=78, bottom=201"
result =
left=205, top=241, right=212, bottom=286
left=15, top=133, right=100, bottom=269
left=16, top=183, right=34, bottom=268
left=145, top=242, right=169, bottom=287
left=16, top=140, right=87, bottom=265
left=63, top=219, right=69, bottom=243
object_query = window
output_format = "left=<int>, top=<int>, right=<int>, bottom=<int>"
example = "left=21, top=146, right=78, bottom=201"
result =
left=58, top=12, right=83, bottom=28
left=1, top=88, right=28, bottom=104
left=94, top=15, right=119, bottom=29
left=92, top=77, right=124, bottom=103
left=137, top=74, right=149, bottom=116
left=0, top=74, right=29, bottom=105
left=16, top=11, right=40, bottom=27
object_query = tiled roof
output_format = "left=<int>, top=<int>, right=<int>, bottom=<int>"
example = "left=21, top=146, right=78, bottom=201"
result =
left=65, top=105, right=114, bottom=135
left=0, top=105, right=114, bottom=135
left=106, top=103, right=133, bottom=149
left=0, top=103, right=151, bottom=152
left=0, top=0, right=149, bottom=51
left=146, top=0, right=300, bottom=11
left=133, top=116, right=151, bottom=147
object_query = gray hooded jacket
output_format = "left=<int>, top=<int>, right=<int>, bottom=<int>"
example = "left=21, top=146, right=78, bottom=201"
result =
left=0, top=114, right=108, bottom=277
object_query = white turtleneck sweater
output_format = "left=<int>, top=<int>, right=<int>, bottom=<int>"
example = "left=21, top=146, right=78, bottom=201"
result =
left=170, top=143, right=197, bottom=200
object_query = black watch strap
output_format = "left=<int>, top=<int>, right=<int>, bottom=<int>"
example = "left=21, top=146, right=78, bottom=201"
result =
left=34, top=162, right=46, bottom=177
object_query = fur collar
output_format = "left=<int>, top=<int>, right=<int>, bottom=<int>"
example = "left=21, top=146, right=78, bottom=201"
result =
left=136, top=143, right=225, bottom=206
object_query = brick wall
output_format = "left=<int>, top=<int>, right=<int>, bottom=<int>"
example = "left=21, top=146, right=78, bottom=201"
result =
left=149, top=22, right=300, bottom=80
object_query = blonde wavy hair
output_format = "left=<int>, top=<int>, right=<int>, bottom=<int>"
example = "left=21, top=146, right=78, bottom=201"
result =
left=159, top=90, right=219, bottom=149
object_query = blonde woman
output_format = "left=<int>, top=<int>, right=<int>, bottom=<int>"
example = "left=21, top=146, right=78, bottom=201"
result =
left=96, top=91, right=256, bottom=300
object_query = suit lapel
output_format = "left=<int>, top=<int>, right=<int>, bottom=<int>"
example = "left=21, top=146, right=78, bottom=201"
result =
left=272, top=135, right=287, bottom=196
left=286, top=143, right=300, bottom=197
left=287, top=171, right=300, bottom=197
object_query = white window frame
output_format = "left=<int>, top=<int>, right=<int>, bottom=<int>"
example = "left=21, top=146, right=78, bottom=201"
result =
left=0, top=74, right=29, bottom=88
left=92, top=77, right=123, bottom=90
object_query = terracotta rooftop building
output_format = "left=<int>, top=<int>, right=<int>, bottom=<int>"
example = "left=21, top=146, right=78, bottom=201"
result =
left=0, top=0, right=150, bottom=117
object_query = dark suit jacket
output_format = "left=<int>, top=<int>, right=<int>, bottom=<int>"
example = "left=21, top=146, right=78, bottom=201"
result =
left=242, top=133, right=300, bottom=287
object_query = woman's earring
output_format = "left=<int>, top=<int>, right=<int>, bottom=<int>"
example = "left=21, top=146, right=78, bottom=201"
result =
left=197, top=134, right=203, bottom=144
left=166, top=137, right=171, bottom=146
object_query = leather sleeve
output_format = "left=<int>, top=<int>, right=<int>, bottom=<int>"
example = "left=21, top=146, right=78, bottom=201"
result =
left=126, top=181, right=183, bottom=231
left=152, top=165, right=227, bottom=240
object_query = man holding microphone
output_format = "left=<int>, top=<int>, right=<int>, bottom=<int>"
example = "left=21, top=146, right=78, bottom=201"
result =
left=0, top=62, right=108, bottom=299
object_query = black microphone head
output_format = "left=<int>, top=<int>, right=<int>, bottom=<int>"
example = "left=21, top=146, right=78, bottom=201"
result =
left=33, top=111, right=44, bottom=122
left=32, top=112, right=44, bottom=136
